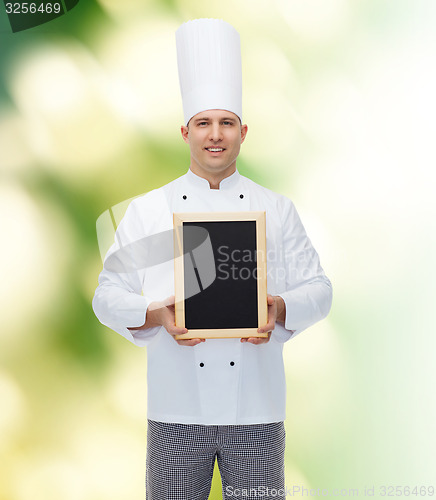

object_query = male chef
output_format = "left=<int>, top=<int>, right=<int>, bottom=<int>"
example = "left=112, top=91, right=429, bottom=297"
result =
left=93, top=18, right=332, bottom=500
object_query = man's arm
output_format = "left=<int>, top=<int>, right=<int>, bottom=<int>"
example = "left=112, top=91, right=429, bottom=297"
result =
left=92, top=199, right=161, bottom=347
left=274, top=197, right=332, bottom=342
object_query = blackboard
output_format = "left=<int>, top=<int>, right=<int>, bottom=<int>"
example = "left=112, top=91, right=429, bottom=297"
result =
left=173, top=211, right=267, bottom=339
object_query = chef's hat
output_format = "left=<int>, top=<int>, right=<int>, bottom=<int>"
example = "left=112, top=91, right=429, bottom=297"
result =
left=176, top=18, right=242, bottom=125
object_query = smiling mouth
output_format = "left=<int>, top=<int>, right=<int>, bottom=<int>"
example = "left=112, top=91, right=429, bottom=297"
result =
left=205, top=147, right=225, bottom=152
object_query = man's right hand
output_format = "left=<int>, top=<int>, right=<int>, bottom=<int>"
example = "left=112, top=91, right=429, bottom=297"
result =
left=129, top=295, right=205, bottom=347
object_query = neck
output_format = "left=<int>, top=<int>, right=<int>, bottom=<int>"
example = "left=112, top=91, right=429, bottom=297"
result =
left=190, top=165, right=236, bottom=189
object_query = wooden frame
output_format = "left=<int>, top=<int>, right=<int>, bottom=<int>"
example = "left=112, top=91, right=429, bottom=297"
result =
left=173, top=211, right=268, bottom=339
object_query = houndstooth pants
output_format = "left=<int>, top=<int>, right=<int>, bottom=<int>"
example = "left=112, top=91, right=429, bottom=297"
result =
left=146, top=419, right=286, bottom=500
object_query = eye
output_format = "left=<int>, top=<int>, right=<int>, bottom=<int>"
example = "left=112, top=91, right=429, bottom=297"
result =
left=198, top=121, right=208, bottom=126
left=223, top=121, right=233, bottom=126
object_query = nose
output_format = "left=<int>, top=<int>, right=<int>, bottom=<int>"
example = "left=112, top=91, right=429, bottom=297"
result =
left=209, top=122, right=222, bottom=142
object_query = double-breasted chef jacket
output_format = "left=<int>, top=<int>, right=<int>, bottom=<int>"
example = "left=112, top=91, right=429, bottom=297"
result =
left=93, top=169, right=332, bottom=425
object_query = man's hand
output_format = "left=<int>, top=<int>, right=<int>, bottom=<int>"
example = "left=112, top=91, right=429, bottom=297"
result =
left=241, top=295, right=285, bottom=345
left=129, top=295, right=205, bottom=347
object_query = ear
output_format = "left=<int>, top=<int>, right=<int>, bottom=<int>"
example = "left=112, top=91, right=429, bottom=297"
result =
left=181, top=125, right=189, bottom=144
left=240, top=124, right=248, bottom=144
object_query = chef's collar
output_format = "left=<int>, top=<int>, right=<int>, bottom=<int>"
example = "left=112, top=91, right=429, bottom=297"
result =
left=186, top=168, right=241, bottom=190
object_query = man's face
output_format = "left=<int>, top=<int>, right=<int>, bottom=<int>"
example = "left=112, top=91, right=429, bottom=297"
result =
left=181, top=109, right=248, bottom=179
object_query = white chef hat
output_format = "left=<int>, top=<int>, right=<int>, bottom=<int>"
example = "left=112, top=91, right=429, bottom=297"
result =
left=176, top=18, right=242, bottom=125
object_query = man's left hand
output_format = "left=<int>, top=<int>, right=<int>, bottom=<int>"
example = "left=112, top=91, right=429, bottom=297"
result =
left=241, top=295, right=285, bottom=345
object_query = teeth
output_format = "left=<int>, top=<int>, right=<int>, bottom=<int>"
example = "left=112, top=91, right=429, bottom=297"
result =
left=207, top=148, right=223, bottom=152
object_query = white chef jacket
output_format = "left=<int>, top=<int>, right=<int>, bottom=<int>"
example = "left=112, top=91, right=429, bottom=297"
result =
left=92, top=169, right=332, bottom=425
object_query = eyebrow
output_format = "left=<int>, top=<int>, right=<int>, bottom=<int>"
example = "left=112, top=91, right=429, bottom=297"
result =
left=193, top=116, right=237, bottom=123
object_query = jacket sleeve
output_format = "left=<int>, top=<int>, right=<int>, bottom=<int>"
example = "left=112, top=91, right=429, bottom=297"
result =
left=275, top=196, right=332, bottom=343
left=92, top=199, right=162, bottom=347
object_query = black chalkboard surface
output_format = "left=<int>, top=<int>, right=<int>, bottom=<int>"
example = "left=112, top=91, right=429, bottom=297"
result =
left=174, top=212, right=267, bottom=339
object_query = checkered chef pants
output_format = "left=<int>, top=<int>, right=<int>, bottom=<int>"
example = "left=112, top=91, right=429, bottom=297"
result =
left=146, top=419, right=286, bottom=500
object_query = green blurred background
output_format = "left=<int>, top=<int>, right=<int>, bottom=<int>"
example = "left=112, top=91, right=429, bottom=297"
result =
left=1, top=1, right=435, bottom=499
